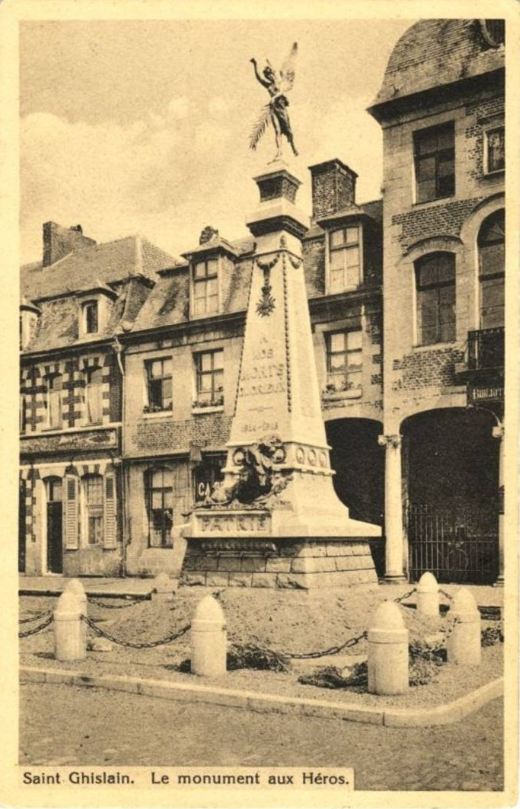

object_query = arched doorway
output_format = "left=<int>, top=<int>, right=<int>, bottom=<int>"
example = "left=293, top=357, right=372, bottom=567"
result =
left=402, top=408, right=499, bottom=583
left=45, top=477, right=63, bottom=574
left=325, top=418, right=384, bottom=574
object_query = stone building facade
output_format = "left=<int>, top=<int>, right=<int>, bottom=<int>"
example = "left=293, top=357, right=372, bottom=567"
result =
left=369, top=18, right=505, bottom=584
left=19, top=19, right=505, bottom=585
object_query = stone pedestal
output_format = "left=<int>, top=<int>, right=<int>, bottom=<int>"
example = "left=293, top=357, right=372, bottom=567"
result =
left=181, top=162, right=381, bottom=588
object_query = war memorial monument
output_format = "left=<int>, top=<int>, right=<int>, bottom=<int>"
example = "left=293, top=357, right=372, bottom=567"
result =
left=181, top=45, right=381, bottom=589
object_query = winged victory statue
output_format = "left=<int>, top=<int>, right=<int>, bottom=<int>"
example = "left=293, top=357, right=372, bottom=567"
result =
left=249, top=42, right=299, bottom=162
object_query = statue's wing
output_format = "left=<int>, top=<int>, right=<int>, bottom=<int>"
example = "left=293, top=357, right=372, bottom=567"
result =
left=279, top=42, right=298, bottom=93
left=249, top=104, right=271, bottom=151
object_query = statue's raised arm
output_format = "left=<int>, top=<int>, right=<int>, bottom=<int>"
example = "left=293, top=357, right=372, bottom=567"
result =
left=249, top=43, right=299, bottom=162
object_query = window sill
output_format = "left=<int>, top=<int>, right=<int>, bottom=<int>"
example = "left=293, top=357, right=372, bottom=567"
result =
left=326, top=283, right=363, bottom=296
left=141, top=410, right=173, bottom=419
left=483, top=168, right=505, bottom=178
left=192, top=404, right=224, bottom=415
left=412, top=195, right=455, bottom=208
left=412, top=341, right=457, bottom=352
left=322, top=388, right=363, bottom=402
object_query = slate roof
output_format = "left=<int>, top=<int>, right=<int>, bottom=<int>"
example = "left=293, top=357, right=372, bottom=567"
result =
left=370, top=19, right=504, bottom=112
left=21, top=235, right=179, bottom=302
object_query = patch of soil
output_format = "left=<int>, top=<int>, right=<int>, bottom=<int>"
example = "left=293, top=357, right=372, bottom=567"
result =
left=19, top=587, right=503, bottom=711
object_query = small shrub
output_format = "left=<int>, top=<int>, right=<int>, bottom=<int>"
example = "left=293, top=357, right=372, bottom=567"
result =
left=298, top=661, right=367, bottom=690
left=481, top=623, right=504, bottom=646
left=227, top=643, right=289, bottom=672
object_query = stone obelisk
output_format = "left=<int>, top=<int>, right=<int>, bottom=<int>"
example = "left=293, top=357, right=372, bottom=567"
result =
left=181, top=163, right=381, bottom=589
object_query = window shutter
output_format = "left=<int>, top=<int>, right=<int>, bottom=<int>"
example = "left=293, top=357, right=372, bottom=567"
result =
left=103, top=473, right=117, bottom=549
left=64, top=475, right=79, bottom=549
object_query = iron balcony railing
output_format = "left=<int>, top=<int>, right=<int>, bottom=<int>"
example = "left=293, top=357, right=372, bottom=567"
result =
left=467, top=326, right=504, bottom=371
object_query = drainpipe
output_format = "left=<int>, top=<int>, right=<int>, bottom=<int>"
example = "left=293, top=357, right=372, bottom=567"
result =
left=113, top=336, right=128, bottom=577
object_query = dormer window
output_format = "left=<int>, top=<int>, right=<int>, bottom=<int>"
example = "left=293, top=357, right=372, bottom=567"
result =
left=193, top=258, right=219, bottom=316
left=83, top=300, right=99, bottom=334
left=19, top=304, right=40, bottom=350
left=328, top=225, right=362, bottom=292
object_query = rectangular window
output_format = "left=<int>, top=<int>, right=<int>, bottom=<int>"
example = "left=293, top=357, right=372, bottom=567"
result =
left=85, top=367, right=103, bottom=424
left=85, top=475, right=103, bottom=545
left=145, top=358, right=172, bottom=412
left=485, top=127, right=505, bottom=174
left=328, top=226, right=361, bottom=292
left=415, top=253, right=456, bottom=345
left=83, top=301, right=99, bottom=334
left=414, top=123, right=455, bottom=203
left=194, top=453, right=226, bottom=502
left=46, top=374, right=63, bottom=429
left=194, top=349, right=224, bottom=406
left=193, top=258, right=219, bottom=315
left=326, top=330, right=362, bottom=393
left=146, top=468, right=173, bottom=548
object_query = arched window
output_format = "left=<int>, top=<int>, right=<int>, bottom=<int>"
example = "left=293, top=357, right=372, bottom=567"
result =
left=145, top=467, right=173, bottom=548
left=415, top=252, right=456, bottom=345
left=478, top=210, right=504, bottom=329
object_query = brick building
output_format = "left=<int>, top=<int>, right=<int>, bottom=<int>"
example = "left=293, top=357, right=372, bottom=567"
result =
left=19, top=223, right=177, bottom=576
left=369, top=18, right=505, bottom=584
left=19, top=19, right=505, bottom=585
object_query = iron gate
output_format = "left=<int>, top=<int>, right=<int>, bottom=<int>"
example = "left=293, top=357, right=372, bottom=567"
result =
left=407, top=503, right=498, bottom=584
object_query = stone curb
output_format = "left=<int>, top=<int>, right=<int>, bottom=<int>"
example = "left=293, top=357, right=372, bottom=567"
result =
left=20, top=665, right=503, bottom=727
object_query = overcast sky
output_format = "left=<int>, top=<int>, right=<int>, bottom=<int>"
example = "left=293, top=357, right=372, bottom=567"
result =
left=20, top=19, right=413, bottom=264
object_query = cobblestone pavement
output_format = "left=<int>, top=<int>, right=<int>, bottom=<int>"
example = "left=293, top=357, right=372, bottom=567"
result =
left=20, top=683, right=503, bottom=791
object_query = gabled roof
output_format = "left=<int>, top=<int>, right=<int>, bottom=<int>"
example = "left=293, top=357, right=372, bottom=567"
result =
left=369, top=19, right=504, bottom=116
left=21, top=235, right=179, bottom=302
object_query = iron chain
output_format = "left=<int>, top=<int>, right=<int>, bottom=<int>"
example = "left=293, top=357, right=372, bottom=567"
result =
left=83, top=615, right=190, bottom=648
left=394, top=588, right=416, bottom=604
left=19, top=609, right=51, bottom=624
left=18, top=613, right=53, bottom=638
left=88, top=595, right=149, bottom=610
left=276, top=630, right=367, bottom=660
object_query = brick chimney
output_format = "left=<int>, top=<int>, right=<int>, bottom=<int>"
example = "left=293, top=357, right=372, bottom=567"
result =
left=42, top=222, right=96, bottom=267
left=308, top=159, right=358, bottom=221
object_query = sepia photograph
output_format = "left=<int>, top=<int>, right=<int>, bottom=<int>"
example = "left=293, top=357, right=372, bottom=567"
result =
left=2, top=1, right=518, bottom=806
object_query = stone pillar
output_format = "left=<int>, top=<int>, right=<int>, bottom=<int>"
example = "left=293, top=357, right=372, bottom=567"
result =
left=378, top=434, right=406, bottom=582
left=447, top=587, right=481, bottom=665
left=492, top=424, right=504, bottom=585
left=368, top=601, right=409, bottom=695
left=191, top=595, right=227, bottom=677
left=54, top=590, right=86, bottom=662
left=416, top=571, right=440, bottom=618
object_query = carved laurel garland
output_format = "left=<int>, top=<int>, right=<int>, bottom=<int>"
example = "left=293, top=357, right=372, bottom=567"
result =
left=255, top=253, right=279, bottom=317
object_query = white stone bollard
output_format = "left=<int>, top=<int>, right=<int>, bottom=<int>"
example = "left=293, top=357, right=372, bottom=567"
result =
left=416, top=571, right=440, bottom=618
left=368, top=600, right=409, bottom=695
left=191, top=594, right=227, bottom=677
left=152, top=571, right=175, bottom=602
left=54, top=590, right=86, bottom=662
left=63, top=578, right=87, bottom=647
left=447, top=587, right=481, bottom=666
